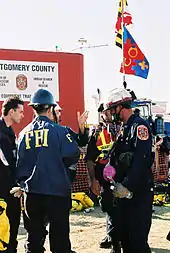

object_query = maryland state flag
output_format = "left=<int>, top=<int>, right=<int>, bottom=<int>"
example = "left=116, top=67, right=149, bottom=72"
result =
left=115, top=0, right=133, bottom=48
left=120, top=26, right=149, bottom=79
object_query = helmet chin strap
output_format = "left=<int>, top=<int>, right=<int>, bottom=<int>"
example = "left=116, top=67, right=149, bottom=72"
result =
left=112, top=106, right=123, bottom=123
left=52, top=106, right=58, bottom=123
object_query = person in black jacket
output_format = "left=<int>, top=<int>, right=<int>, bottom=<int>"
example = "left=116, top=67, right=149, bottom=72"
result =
left=0, top=96, right=24, bottom=253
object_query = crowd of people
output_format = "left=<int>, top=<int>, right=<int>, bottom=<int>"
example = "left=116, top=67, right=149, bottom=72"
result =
left=0, top=87, right=169, bottom=253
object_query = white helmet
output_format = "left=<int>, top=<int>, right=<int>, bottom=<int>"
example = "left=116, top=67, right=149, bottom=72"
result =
left=105, top=88, right=132, bottom=110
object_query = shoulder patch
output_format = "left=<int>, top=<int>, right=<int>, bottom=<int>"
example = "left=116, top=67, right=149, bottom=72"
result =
left=137, top=125, right=149, bottom=140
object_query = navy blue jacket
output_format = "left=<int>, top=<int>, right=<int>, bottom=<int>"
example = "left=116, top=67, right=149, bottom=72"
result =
left=67, top=127, right=89, bottom=147
left=111, top=114, right=154, bottom=193
left=16, top=116, right=80, bottom=197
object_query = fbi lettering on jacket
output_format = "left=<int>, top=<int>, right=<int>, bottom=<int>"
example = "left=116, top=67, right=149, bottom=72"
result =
left=25, top=129, right=49, bottom=149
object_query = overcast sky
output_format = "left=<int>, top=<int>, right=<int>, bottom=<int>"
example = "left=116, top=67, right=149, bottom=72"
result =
left=1, top=0, right=169, bottom=121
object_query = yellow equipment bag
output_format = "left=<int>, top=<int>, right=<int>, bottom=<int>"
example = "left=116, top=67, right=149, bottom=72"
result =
left=153, top=193, right=169, bottom=206
left=71, top=192, right=94, bottom=209
left=71, top=200, right=83, bottom=212
left=0, top=199, right=10, bottom=251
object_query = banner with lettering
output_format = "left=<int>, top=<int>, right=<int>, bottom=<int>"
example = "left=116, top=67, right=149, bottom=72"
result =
left=0, top=60, right=59, bottom=101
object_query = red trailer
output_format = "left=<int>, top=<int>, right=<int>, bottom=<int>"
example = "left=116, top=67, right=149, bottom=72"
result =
left=0, top=49, right=84, bottom=135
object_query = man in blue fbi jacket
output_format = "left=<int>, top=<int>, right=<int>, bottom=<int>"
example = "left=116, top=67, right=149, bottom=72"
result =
left=42, top=97, right=89, bottom=253
left=53, top=103, right=89, bottom=184
left=103, top=88, right=154, bottom=253
left=11, top=89, right=80, bottom=253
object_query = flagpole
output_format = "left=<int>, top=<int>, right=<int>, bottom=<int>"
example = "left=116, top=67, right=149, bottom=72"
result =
left=121, top=0, right=126, bottom=87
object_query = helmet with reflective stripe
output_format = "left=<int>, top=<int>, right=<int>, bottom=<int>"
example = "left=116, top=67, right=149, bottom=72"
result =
left=105, top=88, right=132, bottom=111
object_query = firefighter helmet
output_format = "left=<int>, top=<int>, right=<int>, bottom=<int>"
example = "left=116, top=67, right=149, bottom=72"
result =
left=29, top=89, right=57, bottom=106
left=105, top=88, right=132, bottom=111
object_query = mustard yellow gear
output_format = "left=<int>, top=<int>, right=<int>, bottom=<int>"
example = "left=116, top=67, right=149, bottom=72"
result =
left=71, top=200, right=83, bottom=212
left=0, top=199, right=10, bottom=251
left=153, top=194, right=168, bottom=206
left=83, top=194, right=94, bottom=208
left=71, top=192, right=94, bottom=209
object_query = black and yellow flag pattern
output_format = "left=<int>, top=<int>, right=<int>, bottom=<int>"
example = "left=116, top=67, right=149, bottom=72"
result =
left=115, top=0, right=132, bottom=48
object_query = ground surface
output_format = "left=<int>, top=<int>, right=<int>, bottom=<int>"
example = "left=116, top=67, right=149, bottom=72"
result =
left=17, top=205, right=170, bottom=253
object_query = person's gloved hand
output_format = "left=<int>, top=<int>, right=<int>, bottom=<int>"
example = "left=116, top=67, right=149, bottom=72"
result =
left=113, top=183, right=132, bottom=198
left=10, top=187, right=23, bottom=198
left=103, top=164, right=116, bottom=182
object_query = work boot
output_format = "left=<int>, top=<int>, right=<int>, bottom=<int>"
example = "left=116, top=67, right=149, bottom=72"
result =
left=166, top=231, right=170, bottom=241
left=99, top=236, right=112, bottom=249
left=110, top=243, right=121, bottom=253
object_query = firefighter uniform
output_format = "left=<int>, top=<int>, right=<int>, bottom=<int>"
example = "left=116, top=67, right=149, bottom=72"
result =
left=0, top=118, right=21, bottom=253
left=16, top=115, right=80, bottom=253
left=111, top=113, right=154, bottom=253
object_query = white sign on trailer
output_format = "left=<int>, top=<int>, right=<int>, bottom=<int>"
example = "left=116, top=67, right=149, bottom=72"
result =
left=0, top=60, right=59, bottom=101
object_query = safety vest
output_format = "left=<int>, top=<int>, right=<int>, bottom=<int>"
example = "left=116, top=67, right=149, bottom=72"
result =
left=96, top=128, right=113, bottom=151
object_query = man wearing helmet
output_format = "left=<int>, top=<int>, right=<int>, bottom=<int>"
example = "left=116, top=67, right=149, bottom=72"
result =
left=86, top=105, right=121, bottom=253
left=103, top=88, right=154, bottom=253
left=11, top=89, right=80, bottom=253
left=41, top=94, right=89, bottom=253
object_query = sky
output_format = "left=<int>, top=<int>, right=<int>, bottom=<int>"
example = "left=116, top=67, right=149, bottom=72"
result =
left=0, top=0, right=170, bottom=122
